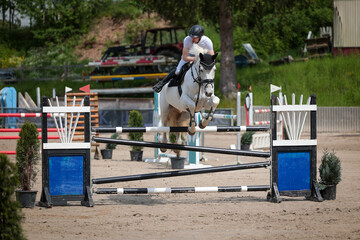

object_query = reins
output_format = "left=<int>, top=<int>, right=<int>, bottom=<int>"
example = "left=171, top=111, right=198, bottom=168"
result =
left=190, top=60, right=215, bottom=109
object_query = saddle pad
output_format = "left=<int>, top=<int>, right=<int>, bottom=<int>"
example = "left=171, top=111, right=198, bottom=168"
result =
left=168, top=62, right=191, bottom=88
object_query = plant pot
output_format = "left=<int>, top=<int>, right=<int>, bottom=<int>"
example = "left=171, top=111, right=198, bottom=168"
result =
left=320, top=185, right=337, bottom=200
left=241, top=144, right=250, bottom=150
left=15, top=190, right=38, bottom=208
left=130, top=151, right=143, bottom=161
left=170, top=157, right=185, bottom=169
left=101, top=149, right=113, bottom=159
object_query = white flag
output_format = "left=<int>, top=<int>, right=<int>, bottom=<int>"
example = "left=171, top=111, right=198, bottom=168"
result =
left=65, top=86, right=72, bottom=93
left=270, top=84, right=281, bottom=93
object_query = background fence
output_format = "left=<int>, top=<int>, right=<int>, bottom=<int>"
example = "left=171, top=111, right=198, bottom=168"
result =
left=252, top=106, right=360, bottom=133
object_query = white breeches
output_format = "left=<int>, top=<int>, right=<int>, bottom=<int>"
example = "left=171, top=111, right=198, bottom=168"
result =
left=175, top=59, right=188, bottom=75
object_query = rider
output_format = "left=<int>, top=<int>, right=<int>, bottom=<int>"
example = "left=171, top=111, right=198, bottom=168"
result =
left=152, top=25, right=215, bottom=93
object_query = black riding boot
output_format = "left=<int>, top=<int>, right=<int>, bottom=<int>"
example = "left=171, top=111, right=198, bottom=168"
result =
left=152, top=70, right=176, bottom=93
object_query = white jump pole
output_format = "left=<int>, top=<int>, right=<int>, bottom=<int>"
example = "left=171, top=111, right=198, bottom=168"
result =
left=236, top=91, right=241, bottom=164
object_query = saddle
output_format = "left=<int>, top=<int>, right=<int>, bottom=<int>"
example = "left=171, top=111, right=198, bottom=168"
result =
left=168, top=62, right=191, bottom=96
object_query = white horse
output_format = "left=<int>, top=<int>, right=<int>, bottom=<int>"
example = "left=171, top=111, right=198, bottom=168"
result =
left=159, top=45, right=220, bottom=154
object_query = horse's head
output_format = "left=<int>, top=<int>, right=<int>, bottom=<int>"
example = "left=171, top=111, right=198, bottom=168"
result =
left=197, top=52, right=218, bottom=97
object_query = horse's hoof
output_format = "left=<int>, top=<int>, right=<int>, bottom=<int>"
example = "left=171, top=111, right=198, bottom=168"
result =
left=160, top=148, right=167, bottom=153
left=199, top=121, right=206, bottom=129
left=187, top=129, right=195, bottom=136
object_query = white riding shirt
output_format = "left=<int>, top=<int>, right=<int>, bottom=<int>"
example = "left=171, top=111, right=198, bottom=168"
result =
left=176, top=36, right=213, bottom=74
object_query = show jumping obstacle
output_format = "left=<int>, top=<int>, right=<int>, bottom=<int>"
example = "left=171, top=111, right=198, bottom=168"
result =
left=39, top=95, right=93, bottom=207
left=0, top=111, right=65, bottom=155
left=33, top=91, right=322, bottom=205
left=91, top=94, right=322, bottom=203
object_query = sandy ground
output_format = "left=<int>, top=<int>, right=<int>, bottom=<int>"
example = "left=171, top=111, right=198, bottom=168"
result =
left=5, top=132, right=360, bottom=240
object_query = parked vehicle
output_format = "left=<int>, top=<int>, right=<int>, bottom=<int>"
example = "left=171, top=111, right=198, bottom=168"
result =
left=91, top=27, right=186, bottom=75
left=0, top=70, right=17, bottom=84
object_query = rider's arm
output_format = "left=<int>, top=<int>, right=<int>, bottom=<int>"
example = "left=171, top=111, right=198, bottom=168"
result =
left=208, top=50, right=215, bottom=55
left=182, top=48, right=196, bottom=62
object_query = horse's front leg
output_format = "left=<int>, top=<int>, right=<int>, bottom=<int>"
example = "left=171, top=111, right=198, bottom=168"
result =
left=199, top=95, right=220, bottom=129
left=180, top=94, right=196, bottom=135
left=173, top=132, right=181, bottom=158
left=160, top=132, right=167, bottom=153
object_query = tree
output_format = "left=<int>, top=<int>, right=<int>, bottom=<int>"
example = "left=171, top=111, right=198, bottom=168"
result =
left=219, top=0, right=236, bottom=97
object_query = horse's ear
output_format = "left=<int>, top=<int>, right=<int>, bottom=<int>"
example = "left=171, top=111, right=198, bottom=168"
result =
left=199, top=53, right=204, bottom=60
left=212, top=53, right=218, bottom=61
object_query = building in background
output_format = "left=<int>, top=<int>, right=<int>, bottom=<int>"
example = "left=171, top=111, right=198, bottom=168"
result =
left=333, top=0, right=360, bottom=55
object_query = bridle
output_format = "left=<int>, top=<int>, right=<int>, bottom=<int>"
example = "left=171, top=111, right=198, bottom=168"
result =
left=190, top=59, right=215, bottom=108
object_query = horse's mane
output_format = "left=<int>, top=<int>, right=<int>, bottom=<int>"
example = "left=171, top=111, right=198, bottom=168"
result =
left=189, top=44, right=208, bottom=60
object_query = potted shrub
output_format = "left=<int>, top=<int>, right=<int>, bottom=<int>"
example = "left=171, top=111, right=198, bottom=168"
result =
left=241, top=131, right=254, bottom=150
left=101, top=133, right=120, bottom=159
left=15, top=122, right=40, bottom=208
left=318, top=149, right=342, bottom=200
left=128, top=110, right=144, bottom=161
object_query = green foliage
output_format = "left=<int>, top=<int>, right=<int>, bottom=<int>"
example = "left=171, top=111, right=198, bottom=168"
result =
left=106, top=133, right=120, bottom=150
left=319, top=149, right=342, bottom=186
left=16, top=122, right=40, bottom=191
left=241, top=132, right=254, bottom=145
left=24, top=44, right=81, bottom=67
left=0, top=154, right=26, bottom=240
left=169, top=133, right=177, bottom=144
left=102, top=0, right=142, bottom=19
left=17, top=0, right=102, bottom=44
left=128, top=110, right=144, bottom=151
left=135, top=0, right=205, bottom=26
left=125, top=19, right=155, bottom=45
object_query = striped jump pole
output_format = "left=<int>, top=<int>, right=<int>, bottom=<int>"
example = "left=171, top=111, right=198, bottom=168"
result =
left=92, top=125, right=270, bottom=133
left=0, top=128, right=59, bottom=133
left=92, top=137, right=271, bottom=158
left=202, top=113, right=237, bottom=120
left=94, top=185, right=270, bottom=194
left=0, top=113, right=64, bottom=118
left=254, top=109, right=270, bottom=113
left=0, top=151, right=17, bottom=155
left=92, top=161, right=270, bottom=184
left=0, top=135, right=60, bottom=140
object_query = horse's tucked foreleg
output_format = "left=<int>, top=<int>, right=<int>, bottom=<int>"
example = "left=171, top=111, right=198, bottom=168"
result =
left=173, top=132, right=181, bottom=155
left=200, top=95, right=220, bottom=129
left=187, top=108, right=196, bottom=135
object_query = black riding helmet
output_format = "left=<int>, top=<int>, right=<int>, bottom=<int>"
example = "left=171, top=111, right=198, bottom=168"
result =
left=189, top=25, right=204, bottom=38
